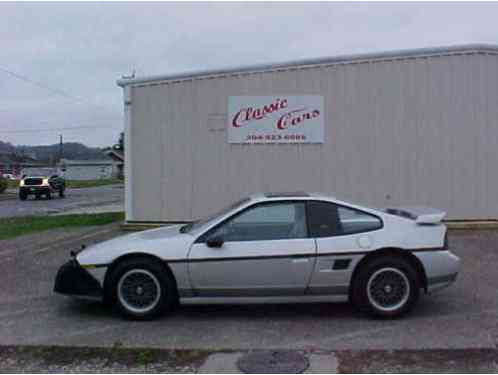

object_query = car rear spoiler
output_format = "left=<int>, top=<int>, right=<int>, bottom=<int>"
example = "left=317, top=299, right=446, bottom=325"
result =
left=384, top=206, right=446, bottom=224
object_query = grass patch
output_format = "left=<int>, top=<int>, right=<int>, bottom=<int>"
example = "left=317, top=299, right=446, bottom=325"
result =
left=0, top=212, right=125, bottom=240
left=0, top=345, right=211, bottom=369
left=5, top=178, right=123, bottom=190
left=6, top=180, right=18, bottom=189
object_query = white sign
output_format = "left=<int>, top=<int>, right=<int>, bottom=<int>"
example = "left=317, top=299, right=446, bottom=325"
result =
left=227, top=96, right=324, bottom=144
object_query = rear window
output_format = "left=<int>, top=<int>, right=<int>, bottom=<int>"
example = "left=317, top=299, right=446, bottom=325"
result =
left=337, top=206, right=383, bottom=235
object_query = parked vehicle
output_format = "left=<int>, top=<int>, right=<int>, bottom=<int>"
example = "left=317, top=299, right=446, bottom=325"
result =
left=2, top=173, right=18, bottom=180
left=19, top=174, right=66, bottom=200
left=54, top=192, right=460, bottom=320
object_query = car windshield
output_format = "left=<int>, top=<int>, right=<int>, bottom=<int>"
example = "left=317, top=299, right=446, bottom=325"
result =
left=180, top=197, right=251, bottom=234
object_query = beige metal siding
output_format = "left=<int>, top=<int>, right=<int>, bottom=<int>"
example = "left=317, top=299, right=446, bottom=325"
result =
left=127, top=52, right=498, bottom=221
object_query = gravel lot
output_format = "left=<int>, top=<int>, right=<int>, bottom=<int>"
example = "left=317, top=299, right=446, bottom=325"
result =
left=1, top=226, right=497, bottom=353
left=0, top=185, right=123, bottom=218
left=1, top=226, right=498, bottom=371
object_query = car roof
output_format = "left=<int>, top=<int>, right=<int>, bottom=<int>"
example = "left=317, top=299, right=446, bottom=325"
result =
left=244, top=192, right=384, bottom=218
left=248, top=192, right=337, bottom=201
left=265, top=191, right=310, bottom=198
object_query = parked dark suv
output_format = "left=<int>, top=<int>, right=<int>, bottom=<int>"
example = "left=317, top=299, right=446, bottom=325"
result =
left=19, top=174, right=66, bottom=200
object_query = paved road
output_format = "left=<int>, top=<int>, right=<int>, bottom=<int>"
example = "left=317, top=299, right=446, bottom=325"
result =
left=0, top=185, right=124, bottom=218
left=1, top=228, right=497, bottom=350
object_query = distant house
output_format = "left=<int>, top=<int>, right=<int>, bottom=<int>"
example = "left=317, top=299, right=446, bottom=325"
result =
left=58, top=159, right=112, bottom=180
left=104, top=149, right=124, bottom=179
left=0, top=152, right=39, bottom=177
left=58, top=158, right=120, bottom=180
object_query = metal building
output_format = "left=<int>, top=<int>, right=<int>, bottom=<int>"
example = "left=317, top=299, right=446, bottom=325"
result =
left=117, top=44, right=498, bottom=223
left=58, top=159, right=115, bottom=180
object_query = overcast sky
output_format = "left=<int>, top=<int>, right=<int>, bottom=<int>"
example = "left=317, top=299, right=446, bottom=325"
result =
left=2, top=2, right=498, bottom=147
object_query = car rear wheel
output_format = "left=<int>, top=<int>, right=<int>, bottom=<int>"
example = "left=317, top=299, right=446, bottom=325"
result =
left=19, top=190, right=27, bottom=200
left=107, top=258, right=177, bottom=320
left=351, top=256, right=420, bottom=318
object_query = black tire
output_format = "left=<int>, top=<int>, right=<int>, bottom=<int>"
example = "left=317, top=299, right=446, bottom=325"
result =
left=35, top=193, right=41, bottom=200
left=351, top=256, right=420, bottom=318
left=106, top=257, right=177, bottom=320
left=19, top=191, right=28, bottom=201
left=46, top=191, right=52, bottom=200
left=59, top=188, right=65, bottom=198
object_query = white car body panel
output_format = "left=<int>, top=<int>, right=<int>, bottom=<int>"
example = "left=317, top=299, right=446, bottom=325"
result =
left=188, top=238, right=316, bottom=297
left=73, top=193, right=459, bottom=304
left=79, top=225, right=195, bottom=291
left=78, top=224, right=192, bottom=265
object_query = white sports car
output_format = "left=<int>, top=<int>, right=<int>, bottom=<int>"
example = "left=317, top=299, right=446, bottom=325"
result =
left=54, top=192, right=460, bottom=320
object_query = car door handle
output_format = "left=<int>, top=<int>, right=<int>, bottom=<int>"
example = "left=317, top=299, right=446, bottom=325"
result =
left=291, top=257, right=309, bottom=263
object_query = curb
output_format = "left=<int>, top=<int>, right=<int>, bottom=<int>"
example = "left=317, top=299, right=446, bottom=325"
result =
left=445, top=220, right=498, bottom=230
left=120, top=222, right=184, bottom=231
left=1, top=345, right=498, bottom=373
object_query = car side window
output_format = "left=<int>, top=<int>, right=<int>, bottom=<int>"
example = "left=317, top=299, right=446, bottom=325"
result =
left=307, top=201, right=341, bottom=237
left=337, top=206, right=382, bottom=234
left=207, top=202, right=307, bottom=242
left=307, top=201, right=382, bottom=237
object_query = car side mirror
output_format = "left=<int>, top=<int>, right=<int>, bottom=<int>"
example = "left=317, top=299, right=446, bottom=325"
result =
left=206, top=235, right=224, bottom=248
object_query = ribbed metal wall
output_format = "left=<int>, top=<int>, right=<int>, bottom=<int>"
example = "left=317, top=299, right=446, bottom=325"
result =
left=126, top=50, right=498, bottom=222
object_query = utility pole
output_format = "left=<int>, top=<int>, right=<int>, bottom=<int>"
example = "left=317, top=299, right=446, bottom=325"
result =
left=59, top=134, right=63, bottom=163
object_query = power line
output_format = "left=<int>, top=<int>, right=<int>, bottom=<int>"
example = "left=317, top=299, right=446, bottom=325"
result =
left=0, top=66, right=123, bottom=135
left=0, top=125, right=121, bottom=134
left=0, top=66, right=121, bottom=114
left=0, top=66, right=88, bottom=103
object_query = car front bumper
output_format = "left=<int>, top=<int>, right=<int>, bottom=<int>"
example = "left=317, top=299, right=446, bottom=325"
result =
left=54, top=259, right=103, bottom=300
left=20, top=186, right=53, bottom=194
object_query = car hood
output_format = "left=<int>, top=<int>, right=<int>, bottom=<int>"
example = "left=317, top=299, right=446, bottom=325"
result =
left=76, top=224, right=194, bottom=266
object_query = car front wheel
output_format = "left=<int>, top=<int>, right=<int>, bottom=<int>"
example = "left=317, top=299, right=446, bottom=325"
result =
left=352, top=256, right=420, bottom=318
left=107, top=258, right=177, bottom=320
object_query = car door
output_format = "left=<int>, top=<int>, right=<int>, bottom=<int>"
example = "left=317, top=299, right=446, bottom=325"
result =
left=49, top=175, right=59, bottom=189
left=306, top=201, right=383, bottom=295
left=188, top=201, right=316, bottom=297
